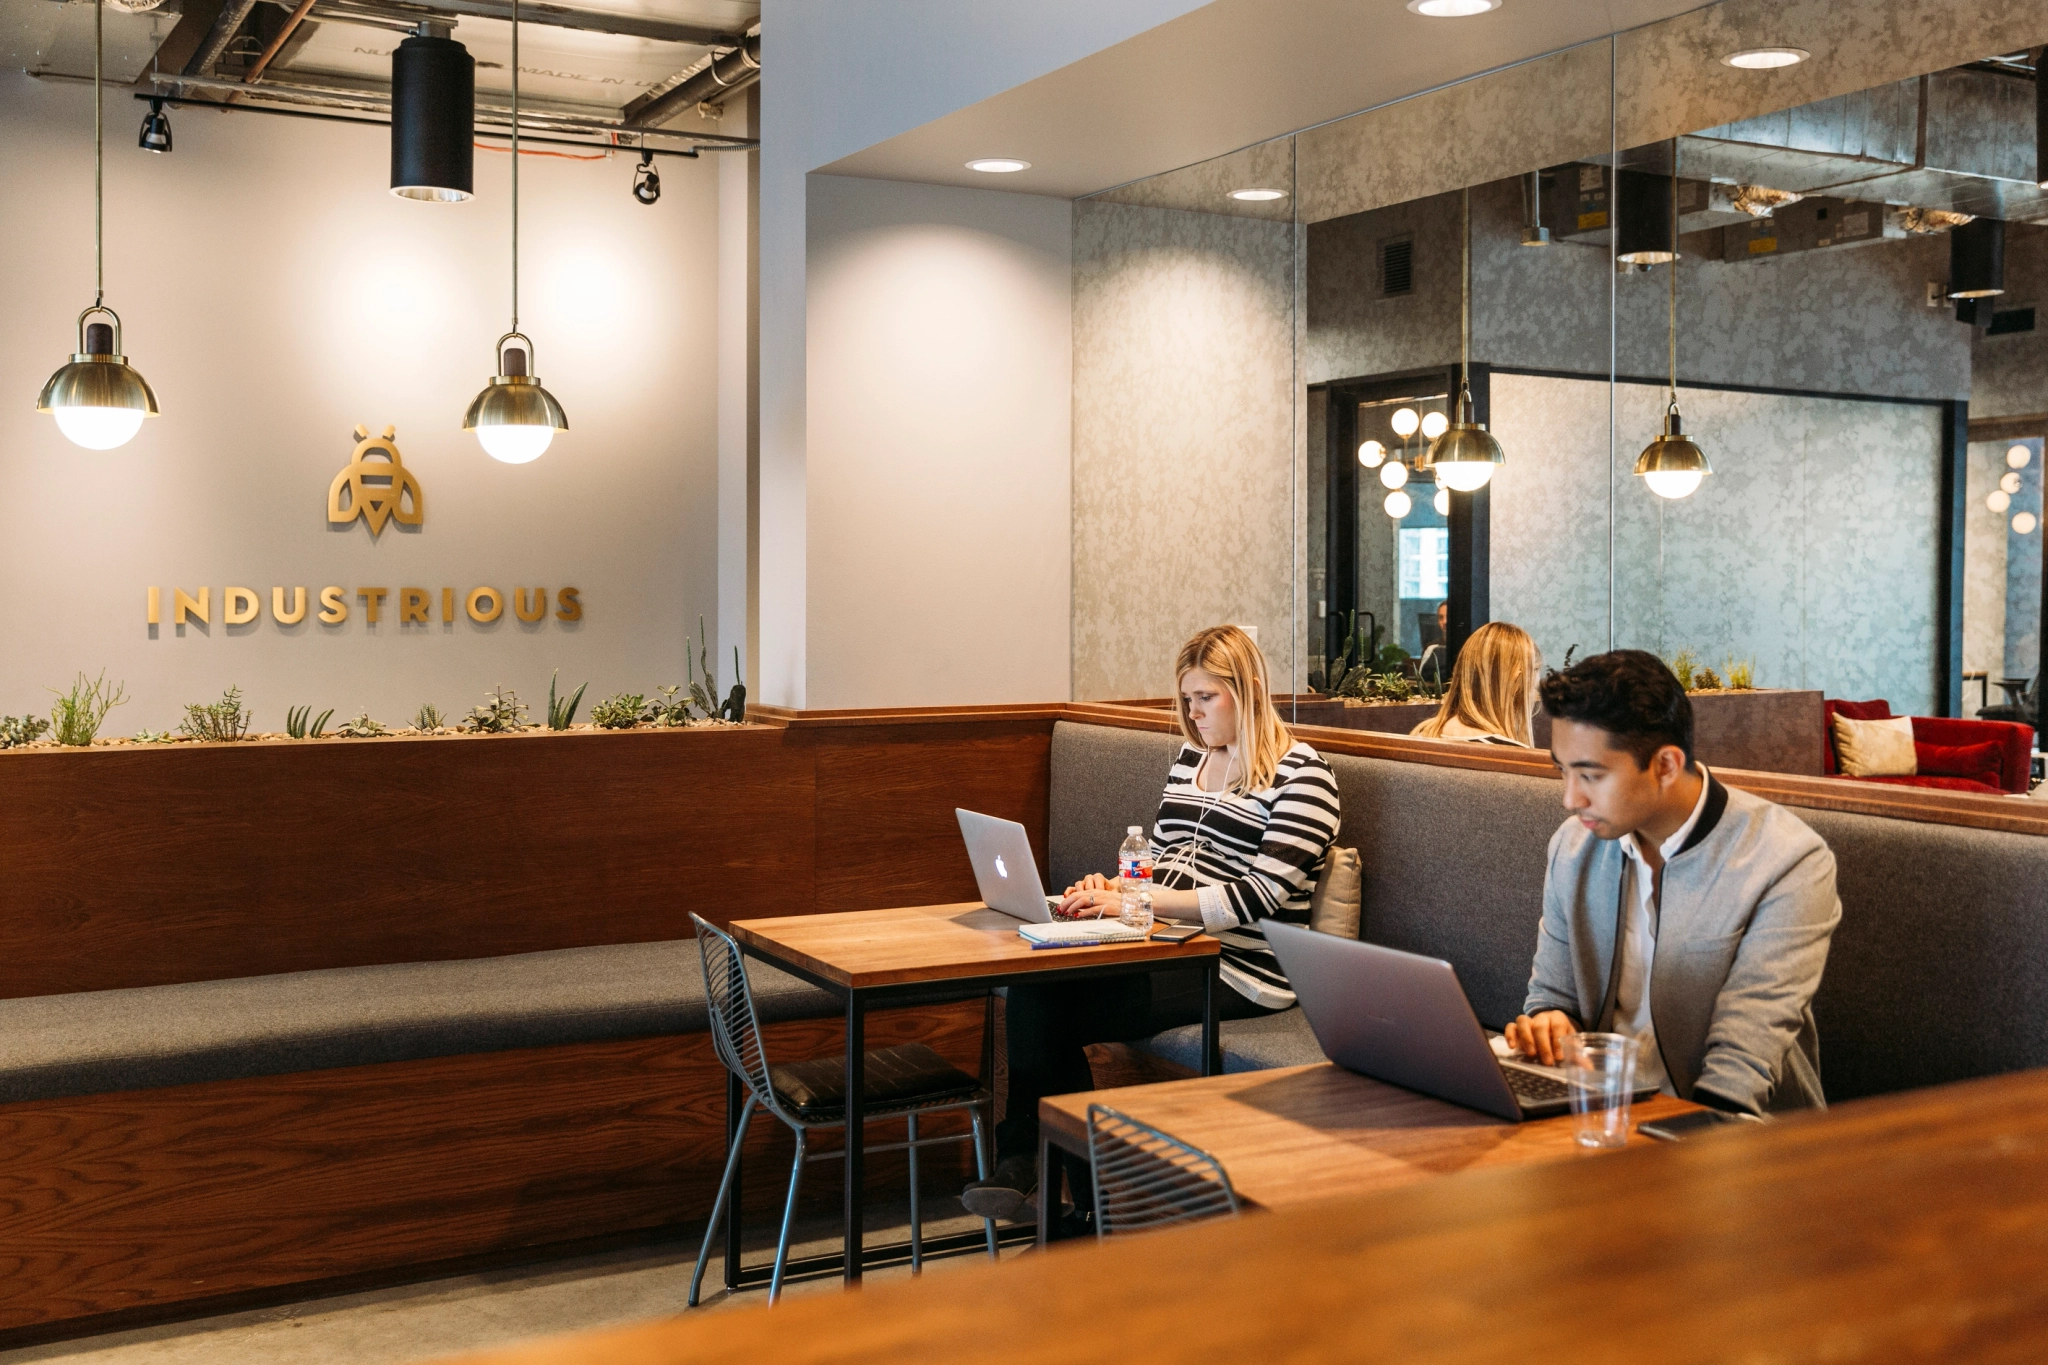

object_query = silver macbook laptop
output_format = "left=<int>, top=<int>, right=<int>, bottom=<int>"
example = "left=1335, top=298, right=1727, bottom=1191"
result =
left=1265, top=921, right=1655, bottom=1121
left=956, top=809, right=1063, bottom=922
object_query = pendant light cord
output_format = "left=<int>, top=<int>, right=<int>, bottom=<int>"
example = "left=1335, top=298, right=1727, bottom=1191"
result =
left=1668, top=140, right=1678, bottom=408
left=94, top=0, right=104, bottom=309
left=510, top=0, right=519, bottom=335
left=1460, top=187, right=1471, bottom=387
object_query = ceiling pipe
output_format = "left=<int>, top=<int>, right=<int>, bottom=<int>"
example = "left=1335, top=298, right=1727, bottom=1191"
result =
left=183, top=0, right=261, bottom=76
left=246, top=0, right=319, bottom=83
left=623, top=32, right=758, bottom=129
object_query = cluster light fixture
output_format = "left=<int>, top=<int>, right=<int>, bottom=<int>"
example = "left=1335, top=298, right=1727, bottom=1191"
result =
left=463, top=0, right=567, bottom=462
left=39, top=0, right=158, bottom=450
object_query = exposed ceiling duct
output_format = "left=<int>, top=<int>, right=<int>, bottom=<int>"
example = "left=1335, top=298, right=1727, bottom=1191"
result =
left=623, top=31, right=759, bottom=130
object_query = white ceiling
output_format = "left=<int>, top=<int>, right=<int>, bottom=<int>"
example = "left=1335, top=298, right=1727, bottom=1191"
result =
left=820, top=0, right=1725, bottom=199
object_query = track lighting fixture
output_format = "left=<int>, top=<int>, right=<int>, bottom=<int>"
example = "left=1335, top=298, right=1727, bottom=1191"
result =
left=634, top=149, right=661, bottom=205
left=138, top=97, right=171, bottom=153
left=40, top=0, right=158, bottom=450
left=465, top=0, right=566, bottom=462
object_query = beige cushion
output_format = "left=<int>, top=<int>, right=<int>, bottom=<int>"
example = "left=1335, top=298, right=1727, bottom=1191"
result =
left=1833, top=714, right=1917, bottom=777
left=1309, top=847, right=1363, bottom=938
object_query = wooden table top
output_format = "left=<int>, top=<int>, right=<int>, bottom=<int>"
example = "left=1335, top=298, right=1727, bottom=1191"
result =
left=437, top=1068, right=2048, bottom=1365
left=728, top=902, right=1218, bottom=989
left=1038, top=1062, right=1701, bottom=1210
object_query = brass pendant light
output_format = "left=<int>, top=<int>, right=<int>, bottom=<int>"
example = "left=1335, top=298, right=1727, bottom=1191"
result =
left=464, top=0, right=567, bottom=463
left=1423, top=187, right=1505, bottom=493
left=1635, top=144, right=1711, bottom=499
left=38, top=0, right=159, bottom=450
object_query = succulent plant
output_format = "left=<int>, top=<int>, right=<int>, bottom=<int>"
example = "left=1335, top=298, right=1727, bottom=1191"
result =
left=463, top=686, right=529, bottom=734
left=286, top=705, right=335, bottom=739
left=648, top=684, right=692, bottom=728
left=0, top=714, right=51, bottom=748
left=178, top=686, right=251, bottom=743
left=415, top=702, right=444, bottom=731
left=1724, top=658, right=1756, bottom=690
left=336, top=711, right=388, bottom=738
left=49, top=670, right=127, bottom=746
left=687, top=617, right=720, bottom=719
left=591, top=692, right=649, bottom=729
left=546, top=670, right=588, bottom=731
left=132, top=728, right=175, bottom=743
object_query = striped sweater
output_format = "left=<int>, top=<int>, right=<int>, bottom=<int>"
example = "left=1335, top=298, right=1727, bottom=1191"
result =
left=1150, top=741, right=1342, bottom=1008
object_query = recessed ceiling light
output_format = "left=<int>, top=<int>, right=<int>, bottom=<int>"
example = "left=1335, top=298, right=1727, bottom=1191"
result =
left=1721, top=47, right=1810, bottom=69
left=1229, top=188, right=1288, bottom=202
left=966, top=158, right=1030, bottom=173
left=1406, top=0, right=1500, bottom=15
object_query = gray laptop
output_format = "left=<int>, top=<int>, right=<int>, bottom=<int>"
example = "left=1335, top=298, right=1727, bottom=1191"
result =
left=956, top=809, right=1063, bottom=922
left=1265, top=921, right=1654, bottom=1121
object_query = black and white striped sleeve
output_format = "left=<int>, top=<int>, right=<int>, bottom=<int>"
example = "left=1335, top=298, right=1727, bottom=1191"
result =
left=1217, top=749, right=1342, bottom=925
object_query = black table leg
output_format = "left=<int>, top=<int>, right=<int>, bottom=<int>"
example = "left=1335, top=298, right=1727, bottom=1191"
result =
left=1202, top=959, right=1221, bottom=1077
left=844, top=988, right=866, bottom=1285
left=723, top=1068, right=744, bottom=1290
left=1036, top=1136, right=1051, bottom=1248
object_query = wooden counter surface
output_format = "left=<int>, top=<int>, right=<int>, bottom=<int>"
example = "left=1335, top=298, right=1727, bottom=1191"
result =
left=435, top=1068, right=2048, bottom=1365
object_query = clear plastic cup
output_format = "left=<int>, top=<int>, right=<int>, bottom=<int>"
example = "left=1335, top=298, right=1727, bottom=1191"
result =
left=1562, top=1032, right=1640, bottom=1149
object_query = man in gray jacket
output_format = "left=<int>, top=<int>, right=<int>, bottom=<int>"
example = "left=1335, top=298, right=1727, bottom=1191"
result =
left=1504, top=650, right=1841, bottom=1114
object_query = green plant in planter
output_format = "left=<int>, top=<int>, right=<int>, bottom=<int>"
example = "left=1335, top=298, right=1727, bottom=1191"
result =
left=286, top=705, right=335, bottom=739
left=415, top=703, right=444, bottom=732
left=648, top=684, right=692, bottom=728
left=178, top=686, right=250, bottom=742
left=591, top=692, right=648, bottom=729
left=1668, top=649, right=1698, bottom=690
left=49, top=670, right=127, bottom=746
left=133, top=728, right=174, bottom=743
left=463, top=687, right=529, bottom=733
left=1692, top=667, right=1724, bottom=692
left=1724, top=658, right=1756, bottom=690
left=0, top=714, right=51, bottom=748
left=720, top=647, right=747, bottom=722
left=337, top=711, right=387, bottom=738
left=687, top=617, right=720, bottom=719
left=546, top=671, right=588, bottom=730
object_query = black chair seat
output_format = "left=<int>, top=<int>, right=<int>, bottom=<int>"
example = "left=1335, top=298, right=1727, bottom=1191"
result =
left=768, top=1042, right=980, bottom=1121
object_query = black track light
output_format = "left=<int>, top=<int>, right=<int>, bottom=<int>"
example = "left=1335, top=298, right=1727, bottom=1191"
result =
left=633, top=148, right=660, bottom=205
left=1615, top=167, right=1677, bottom=265
left=390, top=21, right=474, bottom=201
left=1949, top=217, right=2006, bottom=326
left=138, top=97, right=171, bottom=154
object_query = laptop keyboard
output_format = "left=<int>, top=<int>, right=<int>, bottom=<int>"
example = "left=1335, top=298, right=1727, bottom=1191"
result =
left=1499, top=1065, right=1569, bottom=1104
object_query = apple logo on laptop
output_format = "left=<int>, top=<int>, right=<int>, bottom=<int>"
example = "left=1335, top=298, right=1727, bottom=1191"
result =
left=994, top=855, right=1009, bottom=879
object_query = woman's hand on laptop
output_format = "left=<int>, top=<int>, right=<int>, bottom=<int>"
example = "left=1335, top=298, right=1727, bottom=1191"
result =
left=1504, top=1011, right=1577, bottom=1066
left=1059, top=875, right=1122, bottom=920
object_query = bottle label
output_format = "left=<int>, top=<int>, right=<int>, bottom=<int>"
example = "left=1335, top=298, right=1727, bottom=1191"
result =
left=1119, top=856, right=1154, bottom=885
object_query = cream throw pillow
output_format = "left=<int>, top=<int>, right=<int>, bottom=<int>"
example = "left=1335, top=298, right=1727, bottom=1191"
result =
left=1832, top=714, right=1917, bottom=777
left=1309, top=847, right=1362, bottom=938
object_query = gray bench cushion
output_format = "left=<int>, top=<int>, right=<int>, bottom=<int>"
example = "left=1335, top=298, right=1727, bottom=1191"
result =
left=1139, top=1006, right=1326, bottom=1074
left=0, top=940, right=839, bottom=1105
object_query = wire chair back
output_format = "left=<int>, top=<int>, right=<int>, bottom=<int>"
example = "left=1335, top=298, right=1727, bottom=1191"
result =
left=692, top=914, right=775, bottom=1106
left=1085, top=1103, right=1240, bottom=1238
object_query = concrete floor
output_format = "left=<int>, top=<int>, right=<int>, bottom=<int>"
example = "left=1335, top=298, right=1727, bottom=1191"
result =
left=0, top=1202, right=1021, bottom=1365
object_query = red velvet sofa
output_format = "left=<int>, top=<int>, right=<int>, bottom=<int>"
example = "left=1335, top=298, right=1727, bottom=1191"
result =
left=1822, top=699, right=2034, bottom=795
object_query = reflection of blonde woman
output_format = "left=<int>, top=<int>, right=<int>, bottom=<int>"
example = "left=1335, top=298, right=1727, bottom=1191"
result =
left=961, top=624, right=1342, bottom=1232
left=1411, top=621, right=1542, bottom=747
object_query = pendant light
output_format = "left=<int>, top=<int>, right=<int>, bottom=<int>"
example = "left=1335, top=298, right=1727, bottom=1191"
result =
left=390, top=20, right=474, bottom=201
left=1947, top=217, right=2005, bottom=299
left=1615, top=165, right=1677, bottom=266
left=464, top=0, right=567, bottom=463
left=1635, top=155, right=1710, bottom=499
left=1422, top=187, right=1505, bottom=493
left=38, top=0, right=158, bottom=450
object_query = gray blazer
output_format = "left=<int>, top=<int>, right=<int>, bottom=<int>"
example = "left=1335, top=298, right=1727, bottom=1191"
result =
left=1523, top=774, right=1841, bottom=1114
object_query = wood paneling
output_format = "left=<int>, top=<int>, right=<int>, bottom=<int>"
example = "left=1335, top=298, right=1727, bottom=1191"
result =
left=438, top=1068, right=2048, bottom=1365
left=0, top=1001, right=983, bottom=1337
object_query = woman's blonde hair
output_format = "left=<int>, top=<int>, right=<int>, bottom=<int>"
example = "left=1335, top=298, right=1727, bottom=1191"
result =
left=1413, top=621, right=1542, bottom=746
left=1173, top=625, right=1294, bottom=794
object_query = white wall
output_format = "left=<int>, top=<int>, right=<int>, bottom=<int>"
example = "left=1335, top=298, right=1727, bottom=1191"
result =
left=755, top=0, right=1212, bottom=706
left=804, top=175, right=1072, bottom=708
left=0, top=73, right=722, bottom=733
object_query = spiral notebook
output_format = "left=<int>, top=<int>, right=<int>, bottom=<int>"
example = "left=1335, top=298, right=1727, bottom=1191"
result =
left=1017, top=919, right=1149, bottom=946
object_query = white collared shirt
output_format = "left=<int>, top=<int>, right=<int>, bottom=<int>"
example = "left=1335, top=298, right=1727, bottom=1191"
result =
left=1613, top=767, right=1713, bottom=1095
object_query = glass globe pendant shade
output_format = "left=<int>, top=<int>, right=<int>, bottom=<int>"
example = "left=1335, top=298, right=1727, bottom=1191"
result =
left=464, top=333, right=567, bottom=464
left=39, top=310, right=158, bottom=450
left=1384, top=490, right=1412, bottom=518
left=1433, top=487, right=1450, bottom=516
left=1379, top=460, right=1409, bottom=490
left=1634, top=402, right=1712, bottom=499
left=1988, top=489, right=2012, bottom=514
left=1422, top=380, right=1504, bottom=490
left=1357, top=439, right=1385, bottom=468
left=1390, top=408, right=1420, bottom=438
left=1420, top=410, right=1449, bottom=440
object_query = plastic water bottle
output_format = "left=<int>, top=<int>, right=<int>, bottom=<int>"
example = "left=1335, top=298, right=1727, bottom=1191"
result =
left=1118, top=827, right=1155, bottom=930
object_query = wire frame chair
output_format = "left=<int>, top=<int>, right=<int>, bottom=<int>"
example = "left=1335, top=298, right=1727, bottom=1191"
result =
left=1085, top=1103, right=1240, bottom=1239
left=688, top=914, right=998, bottom=1306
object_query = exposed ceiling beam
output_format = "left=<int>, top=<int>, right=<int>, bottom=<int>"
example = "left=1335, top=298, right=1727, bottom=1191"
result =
left=307, top=0, right=749, bottom=47
left=135, top=0, right=225, bottom=86
left=623, top=31, right=758, bottom=128
left=183, top=0, right=260, bottom=76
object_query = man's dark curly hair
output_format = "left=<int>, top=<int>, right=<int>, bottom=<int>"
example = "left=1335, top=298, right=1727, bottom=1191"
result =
left=1538, top=648, right=1693, bottom=768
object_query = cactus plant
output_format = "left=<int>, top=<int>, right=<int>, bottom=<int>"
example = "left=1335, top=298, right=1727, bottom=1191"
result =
left=49, top=670, right=127, bottom=746
left=720, top=647, right=747, bottom=722
left=546, top=670, right=588, bottom=730
left=178, top=686, right=251, bottom=742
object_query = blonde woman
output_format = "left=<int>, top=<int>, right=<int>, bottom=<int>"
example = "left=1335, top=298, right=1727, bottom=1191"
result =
left=962, top=625, right=1341, bottom=1232
left=1410, top=621, right=1542, bottom=747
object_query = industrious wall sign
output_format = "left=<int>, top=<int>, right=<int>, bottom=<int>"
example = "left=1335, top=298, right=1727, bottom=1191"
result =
left=145, top=424, right=581, bottom=630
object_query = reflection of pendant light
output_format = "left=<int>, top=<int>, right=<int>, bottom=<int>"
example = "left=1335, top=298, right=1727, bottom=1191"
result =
left=1615, top=164, right=1677, bottom=266
left=1390, top=408, right=1420, bottom=438
left=1423, top=187, right=1505, bottom=492
left=1357, top=439, right=1385, bottom=468
left=1384, top=490, right=1412, bottom=518
left=1636, top=155, right=1711, bottom=499
left=39, top=0, right=158, bottom=450
left=390, top=21, right=474, bottom=201
left=464, top=0, right=568, bottom=463
left=1947, top=218, right=2005, bottom=299
left=1521, top=169, right=1550, bottom=247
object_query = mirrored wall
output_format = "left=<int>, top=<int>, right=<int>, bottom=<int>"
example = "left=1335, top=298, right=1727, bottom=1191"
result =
left=1071, top=0, right=2048, bottom=773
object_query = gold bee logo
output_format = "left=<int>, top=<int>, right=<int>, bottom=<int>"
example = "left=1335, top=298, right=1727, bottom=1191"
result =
left=328, top=425, right=425, bottom=537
